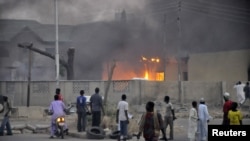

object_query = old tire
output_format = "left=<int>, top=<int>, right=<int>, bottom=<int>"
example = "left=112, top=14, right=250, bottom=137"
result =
left=86, top=126, right=105, bottom=139
left=109, top=130, right=120, bottom=139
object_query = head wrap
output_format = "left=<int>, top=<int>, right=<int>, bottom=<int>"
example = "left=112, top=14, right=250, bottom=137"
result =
left=200, top=97, right=205, bottom=102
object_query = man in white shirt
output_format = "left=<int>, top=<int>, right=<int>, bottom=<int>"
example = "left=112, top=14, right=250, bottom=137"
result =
left=233, top=81, right=246, bottom=106
left=198, top=98, right=210, bottom=141
left=116, top=94, right=129, bottom=140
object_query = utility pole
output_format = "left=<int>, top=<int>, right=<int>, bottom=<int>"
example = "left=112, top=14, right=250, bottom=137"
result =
left=54, top=0, right=60, bottom=88
left=18, top=42, right=33, bottom=107
left=177, top=1, right=183, bottom=105
left=27, top=44, right=32, bottom=107
left=163, top=14, right=167, bottom=81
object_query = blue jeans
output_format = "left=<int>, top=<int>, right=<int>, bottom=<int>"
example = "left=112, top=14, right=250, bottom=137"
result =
left=0, top=116, right=12, bottom=135
left=120, top=120, right=128, bottom=137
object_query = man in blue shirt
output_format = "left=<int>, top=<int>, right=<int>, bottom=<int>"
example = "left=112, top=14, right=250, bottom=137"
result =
left=76, top=90, right=87, bottom=132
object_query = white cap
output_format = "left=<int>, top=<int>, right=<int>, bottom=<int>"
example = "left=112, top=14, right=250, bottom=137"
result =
left=200, top=98, right=205, bottom=102
left=224, top=92, right=230, bottom=97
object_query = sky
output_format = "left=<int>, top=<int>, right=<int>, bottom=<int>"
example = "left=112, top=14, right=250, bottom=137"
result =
left=0, top=0, right=147, bottom=25
left=0, top=0, right=249, bottom=80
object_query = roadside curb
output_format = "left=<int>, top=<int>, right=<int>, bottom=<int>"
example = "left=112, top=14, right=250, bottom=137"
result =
left=68, top=132, right=86, bottom=139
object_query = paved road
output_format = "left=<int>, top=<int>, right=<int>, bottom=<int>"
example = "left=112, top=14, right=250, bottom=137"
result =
left=0, top=133, right=85, bottom=141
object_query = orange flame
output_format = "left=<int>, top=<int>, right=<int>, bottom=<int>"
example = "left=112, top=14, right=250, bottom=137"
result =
left=144, top=70, right=149, bottom=80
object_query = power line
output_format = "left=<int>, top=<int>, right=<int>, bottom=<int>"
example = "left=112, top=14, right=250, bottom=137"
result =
left=149, top=1, right=178, bottom=9
left=183, top=1, right=250, bottom=16
left=182, top=2, right=250, bottom=21
left=145, top=7, right=178, bottom=16
left=195, top=0, right=250, bottom=12
left=182, top=7, right=250, bottom=25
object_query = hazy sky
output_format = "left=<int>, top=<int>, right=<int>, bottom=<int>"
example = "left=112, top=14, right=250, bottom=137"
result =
left=0, top=0, right=249, bottom=80
left=0, top=0, right=147, bottom=25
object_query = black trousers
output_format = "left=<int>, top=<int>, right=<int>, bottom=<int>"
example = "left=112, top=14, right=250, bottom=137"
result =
left=92, top=111, right=101, bottom=127
left=77, top=111, right=87, bottom=132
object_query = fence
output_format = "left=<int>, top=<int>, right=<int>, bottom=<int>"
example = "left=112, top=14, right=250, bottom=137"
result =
left=0, top=80, right=239, bottom=107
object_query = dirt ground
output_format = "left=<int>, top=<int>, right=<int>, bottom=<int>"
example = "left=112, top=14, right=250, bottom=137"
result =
left=66, top=102, right=250, bottom=135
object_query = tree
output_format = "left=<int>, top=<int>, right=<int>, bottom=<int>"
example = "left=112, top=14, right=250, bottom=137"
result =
left=103, top=59, right=116, bottom=107
left=17, top=42, right=75, bottom=80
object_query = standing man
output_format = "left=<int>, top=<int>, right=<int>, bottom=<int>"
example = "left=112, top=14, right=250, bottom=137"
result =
left=76, top=90, right=87, bottom=132
left=137, top=101, right=167, bottom=141
left=222, top=92, right=233, bottom=125
left=116, top=94, right=129, bottom=140
left=0, top=95, right=12, bottom=136
left=197, top=98, right=210, bottom=141
left=161, top=96, right=176, bottom=140
left=56, top=88, right=64, bottom=101
left=89, top=87, right=105, bottom=127
left=243, top=82, right=250, bottom=103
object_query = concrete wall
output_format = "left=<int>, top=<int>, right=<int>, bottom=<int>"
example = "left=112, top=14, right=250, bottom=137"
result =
left=188, top=49, right=250, bottom=81
left=0, top=80, right=243, bottom=108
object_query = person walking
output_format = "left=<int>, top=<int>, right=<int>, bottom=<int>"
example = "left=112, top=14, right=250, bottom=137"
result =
left=116, top=94, right=129, bottom=140
left=76, top=90, right=88, bottom=132
left=222, top=92, right=233, bottom=125
left=161, top=96, right=176, bottom=140
left=228, top=102, right=243, bottom=125
left=243, top=82, right=250, bottom=104
left=187, top=101, right=198, bottom=141
left=89, top=87, right=105, bottom=127
left=0, top=95, right=12, bottom=136
left=197, top=98, right=210, bottom=141
left=137, top=101, right=167, bottom=141
left=233, top=81, right=246, bottom=106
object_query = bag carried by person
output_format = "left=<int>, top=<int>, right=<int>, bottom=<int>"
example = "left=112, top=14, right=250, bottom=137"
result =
left=153, top=112, right=160, bottom=137
left=0, top=95, right=5, bottom=113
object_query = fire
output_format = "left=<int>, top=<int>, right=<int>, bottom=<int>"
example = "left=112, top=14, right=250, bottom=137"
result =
left=141, top=56, right=162, bottom=80
left=102, top=56, right=164, bottom=81
left=144, top=70, right=149, bottom=80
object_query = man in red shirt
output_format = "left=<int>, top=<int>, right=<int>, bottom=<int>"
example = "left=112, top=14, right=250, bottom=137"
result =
left=222, top=92, right=232, bottom=125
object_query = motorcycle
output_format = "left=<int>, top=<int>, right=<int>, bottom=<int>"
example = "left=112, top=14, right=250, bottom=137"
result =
left=54, top=116, right=66, bottom=139
left=47, top=105, right=72, bottom=139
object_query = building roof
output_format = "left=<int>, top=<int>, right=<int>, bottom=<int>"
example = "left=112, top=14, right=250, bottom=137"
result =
left=0, top=19, right=74, bottom=43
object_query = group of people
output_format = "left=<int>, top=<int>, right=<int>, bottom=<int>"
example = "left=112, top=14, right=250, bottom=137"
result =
left=48, top=88, right=68, bottom=138
left=115, top=94, right=177, bottom=141
left=187, top=90, right=245, bottom=141
left=76, top=87, right=105, bottom=133
left=187, top=98, right=211, bottom=141
left=0, top=82, right=249, bottom=140
left=49, top=87, right=105, bottom=138
left=49, top=80, right=250, bottom=140
left=222, top=92, right=243, bottom=126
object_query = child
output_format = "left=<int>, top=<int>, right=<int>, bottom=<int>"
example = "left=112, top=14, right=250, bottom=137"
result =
left=228, top=102, right=243, bottom=125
